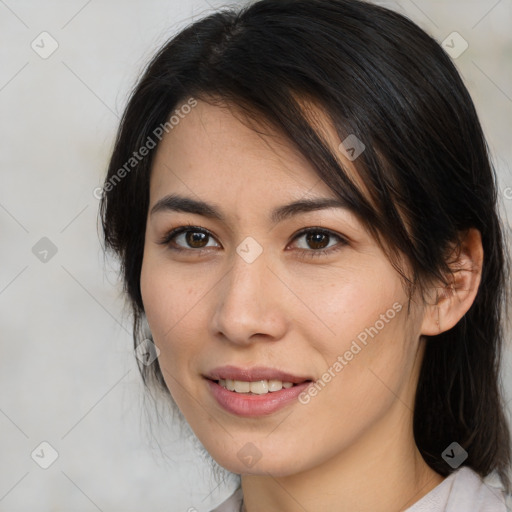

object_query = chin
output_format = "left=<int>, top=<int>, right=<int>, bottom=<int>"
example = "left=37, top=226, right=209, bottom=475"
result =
left=206, top=443, right=308, bottom=477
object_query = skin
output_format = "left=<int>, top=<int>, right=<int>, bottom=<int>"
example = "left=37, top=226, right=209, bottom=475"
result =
left=140, top=98, right=483, bottom=511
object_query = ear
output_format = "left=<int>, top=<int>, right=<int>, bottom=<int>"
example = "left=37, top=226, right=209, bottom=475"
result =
left=421, top=228, right=484, bottom=336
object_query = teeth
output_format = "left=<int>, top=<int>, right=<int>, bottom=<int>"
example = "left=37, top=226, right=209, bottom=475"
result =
left=217, top=379, right=296, bottom=393
left=234, top=380, right=251, bottom=393
left=250, top=380, right=268, bottom=394
left=268, top=379, right=283, bottom=392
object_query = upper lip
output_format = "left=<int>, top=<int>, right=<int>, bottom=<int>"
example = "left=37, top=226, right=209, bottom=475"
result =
left=204, top=365, right=313, bottom=384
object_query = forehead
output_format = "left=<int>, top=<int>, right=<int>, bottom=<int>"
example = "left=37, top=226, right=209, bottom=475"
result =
left=149, top=98, right=348, bottom=201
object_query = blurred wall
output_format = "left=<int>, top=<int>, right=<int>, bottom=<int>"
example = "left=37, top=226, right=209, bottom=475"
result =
left=0, top=1, right=511, bottom=510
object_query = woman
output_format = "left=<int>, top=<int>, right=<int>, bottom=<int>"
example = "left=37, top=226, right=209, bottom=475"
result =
left=99, top=0, right=512, bottom=510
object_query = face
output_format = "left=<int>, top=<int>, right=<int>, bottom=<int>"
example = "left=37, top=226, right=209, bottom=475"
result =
left=140, top=98, right=427, bottom=476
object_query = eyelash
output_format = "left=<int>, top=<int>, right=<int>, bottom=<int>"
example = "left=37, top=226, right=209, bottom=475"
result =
left=157, top=224, right=348, bottom=259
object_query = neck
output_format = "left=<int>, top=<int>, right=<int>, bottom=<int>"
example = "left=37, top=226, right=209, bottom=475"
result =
left=240, top=400, right=445, bottom=512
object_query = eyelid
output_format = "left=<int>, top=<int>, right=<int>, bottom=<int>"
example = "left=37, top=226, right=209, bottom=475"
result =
left=288, top=227, right=348, bottom=247
left=287, top=227, right=349, bottom=258
left=158, top=225, right=349, bottom=256
left=157, top=225, right=221, bottom=249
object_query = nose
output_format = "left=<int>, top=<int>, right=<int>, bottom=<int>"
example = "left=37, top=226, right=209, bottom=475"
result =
left=210, top=248, right=289, bottom=346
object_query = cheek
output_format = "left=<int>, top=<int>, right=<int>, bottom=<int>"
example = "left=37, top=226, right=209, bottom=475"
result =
left=304, top=268, right=414, bottom=405
left=141, top=249, right=192, bottom=330
left=140, top=258, right=180, bottom=354
left=305, top=261, right=406, bottom=348
left=139, top=256, right=210, bottom=371
left=139, top=262, right=198, bottom=406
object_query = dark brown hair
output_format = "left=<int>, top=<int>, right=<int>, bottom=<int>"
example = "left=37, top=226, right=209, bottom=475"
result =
left=100, top=0, right=512, bottom=492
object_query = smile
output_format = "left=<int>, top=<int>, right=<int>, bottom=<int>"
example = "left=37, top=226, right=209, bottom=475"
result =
left=215, top=378, right=296, bottom=394
left=204, top=366, right=313, bottom=417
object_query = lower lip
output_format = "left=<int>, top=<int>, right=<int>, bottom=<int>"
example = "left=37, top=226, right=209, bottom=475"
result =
left=206, top=379, right=311, bottom=417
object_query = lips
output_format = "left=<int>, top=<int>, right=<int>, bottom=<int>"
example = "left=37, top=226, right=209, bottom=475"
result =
left=204, top=365, right=313, bottom=384
left=203, top=365, right=314, bottom=417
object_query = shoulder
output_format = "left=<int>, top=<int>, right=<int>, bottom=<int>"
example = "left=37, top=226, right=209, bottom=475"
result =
left=406, top=466, right=509, bottom=512
left=208, top=470, right=511, bottom=512
left=209, top=486, right=243, bottom=512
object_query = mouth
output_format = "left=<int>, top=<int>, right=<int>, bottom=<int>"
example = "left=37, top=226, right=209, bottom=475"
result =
left=209, top=378, right=309, bottom=395
left=203, top=366, right=314, bottom=416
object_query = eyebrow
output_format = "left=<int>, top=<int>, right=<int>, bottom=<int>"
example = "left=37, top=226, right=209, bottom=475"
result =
left=149, top=193, right=350, bottom=224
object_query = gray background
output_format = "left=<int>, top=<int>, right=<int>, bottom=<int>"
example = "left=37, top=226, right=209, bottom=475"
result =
left=1, top=0, right=511, bottom=511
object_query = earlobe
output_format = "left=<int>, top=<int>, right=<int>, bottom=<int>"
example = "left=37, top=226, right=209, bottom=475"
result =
left=421, top=228, right=484, bottom=336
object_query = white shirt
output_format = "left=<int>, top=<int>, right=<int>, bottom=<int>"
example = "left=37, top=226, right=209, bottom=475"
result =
left=210, top=467, right=510, bottom=511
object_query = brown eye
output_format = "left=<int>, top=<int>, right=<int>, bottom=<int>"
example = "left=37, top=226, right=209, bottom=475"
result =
left=185, top=231, right=209, bottom=248
left=160, top=226, right=220, bottom=251
left=291, top=227, right=348, bottom=258
left=305, top=231, right=330, bottom=250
